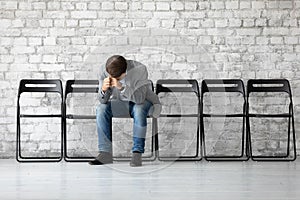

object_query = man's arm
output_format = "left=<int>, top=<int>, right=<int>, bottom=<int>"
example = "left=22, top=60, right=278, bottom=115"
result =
left=121, top=82, right=148, bottom=104
left=120, top=63, right=149, bottom=104
left=98, top=65, right=112, bottom=104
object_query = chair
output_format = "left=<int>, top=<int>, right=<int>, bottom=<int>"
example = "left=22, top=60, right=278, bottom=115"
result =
left=155, top=79, right=201, bottom=161
left=200, top=79, right=249, bottom=161
left=16, top=79, right=63, bottom=162
left=63, top=80, right=99, bottom=162
left=64, top=80, right=156, bottom=162
left=246, top=79, right=296, bottom=161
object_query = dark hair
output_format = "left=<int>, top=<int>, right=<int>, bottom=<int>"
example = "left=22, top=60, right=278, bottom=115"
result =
left=106, top=55, right=127, bottom=78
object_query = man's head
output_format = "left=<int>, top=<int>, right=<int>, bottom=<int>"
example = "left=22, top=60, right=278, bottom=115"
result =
left=106, top=55, right=127, bottom=80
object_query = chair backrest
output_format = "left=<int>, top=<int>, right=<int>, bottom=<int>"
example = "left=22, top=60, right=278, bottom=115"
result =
left=247, top=79, right=291, bottom=95
left=65, top=79, right=154, bottom=97
left=156, top=79, right=200, bottom=96
left=18, top=79, right=63, bottom=96
left=201, top=79, right=245, bottom=95
left=65, top=80, right=99, bottom=99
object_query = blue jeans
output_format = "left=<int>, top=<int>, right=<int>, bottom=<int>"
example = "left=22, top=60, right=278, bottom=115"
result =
left=96, top=100, right=152, bottom=154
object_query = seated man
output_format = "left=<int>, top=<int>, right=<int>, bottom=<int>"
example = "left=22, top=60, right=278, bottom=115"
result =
left=89, top=55, right=161, bottom=167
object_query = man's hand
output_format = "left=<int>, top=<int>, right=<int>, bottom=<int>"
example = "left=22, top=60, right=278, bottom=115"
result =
left=110, top=78, right=123, bottom=90
left=102, top=77, right=111, bottom=92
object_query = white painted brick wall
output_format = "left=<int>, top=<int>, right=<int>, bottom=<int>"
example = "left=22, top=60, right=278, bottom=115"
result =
left=1, top=0, right=300, bottom=158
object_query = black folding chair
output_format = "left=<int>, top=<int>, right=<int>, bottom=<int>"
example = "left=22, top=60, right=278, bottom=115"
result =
left=155, top=79, right=202, bottom=161
left=16, top=79, right=63, bottom=162
left=64, top=80, right=156, bottom=162
left=200, top=79, right=249, bottom=161
left=64, top=80, right=99, bottom=162
left=246, top=79, right=297, bottom=161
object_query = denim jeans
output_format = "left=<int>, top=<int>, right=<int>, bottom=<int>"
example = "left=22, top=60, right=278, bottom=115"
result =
left=96, top=100, right=152, bottom=154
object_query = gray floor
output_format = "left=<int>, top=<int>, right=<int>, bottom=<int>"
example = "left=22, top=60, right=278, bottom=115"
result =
left=1, top=159, right=300, bottom=200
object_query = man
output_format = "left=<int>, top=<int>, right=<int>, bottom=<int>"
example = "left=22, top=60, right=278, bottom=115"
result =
left=89, top=55, right=161, bottom=167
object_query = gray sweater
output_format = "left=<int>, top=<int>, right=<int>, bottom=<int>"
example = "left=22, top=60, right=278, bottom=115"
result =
left=98, top=60, right=160, bottom=106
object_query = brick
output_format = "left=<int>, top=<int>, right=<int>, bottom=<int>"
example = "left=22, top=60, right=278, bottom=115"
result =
left=29, top=55, right=41, bottom=63
left=10, top=64, right=38, bottom=71
left=39, top=64, right=65, bottom=71
left=13, top=38, right=26, bottom=46
left=28, top=38, right=42, bottom=46
left=283, top=19, right=297, bottom=27
left=18, top=2, right=31, bottom=10
left=65, top=19, right=77, bottom=27
left=279, top=1, right=293, bottom=9
left=184, top=2, right=197, bottom=10
left=171, top=2, right=184, bottom=11
left=0, top=64, right=8, bottom=71
left=198, top=36, right=212, bottom=44
left=49, top=28, right=76, bottom=37
left=0, top=1, right=17, bottom=10
left=255, top=18, right=267, bottom=27
left=43, top=55, right=57, bottom=63
left=156, top=2, right=170, bottom=11
left=237, top=28, right=261, bottom=36
left=1, top=55, right=13, bottom=64
left=0, top=19, right=11, bottom=28
left=263, top=27, right=289, bottom=35
left=201, top=19, right=214, bottom=27
left=47, top=2, right=60, bottom=10
left=131, top=2, right=142, bottom=10
left=43, top=11, right=69, bottom=18
left=133, top=19, right=146, bottom=27
left=61, top=2, right=75, bottom=10
left=225, top=1, right=239, bottom=9
left=11, top=46, right=35, bottom=54
left=252, top=1, right=265, bottom=9
left=188, top=20, right=200, bottom=28
left=291, top=28, right=300, bottom=35
left=0, top=11, right=15, bottom=19
left=207, top=10, right=233, bottom=18
left=44, top=37, right=56, bottom=46
left=215, top=19, right=228, bottom=28
left=88, top=2, right=101, bottom=10
left=162, top=19, right=175, bottom=28
left=71, top=11, right=97, bottom=19
left=15, top=11, right=42, bottom=19
left=79, top=20, right=92, bottom=27
left=12, top=19, right=25, bottom=28
left=284, top=37, right=298, bottom=44
left=76, top=3, right=87, bottom=10
left=228, top=19, right=242, bottom=27
left=101, top=2, right=114, bottom=10
left=115, top=2, right=128, bottom=10
left=270, top=37, right=284, bottom=44
left=243, top=19, right=255, bottom=27
left=39, top=19, right=53, bottom=27
left=99, top=11, right=126, bottom=19
left=13, top=55, right=28, bottom=64
left=143, top=2, right=155, bottom=10
left=181, top=12, right=205, bottom=19
left=211, top=2, right=225, bottom=10
left=33, top=2, right=46, bottom=10
left=22, top=28, right=48, bottom=37
left=198, top=2, right=210, bottom=10
left=207, top=28, right=234, bottom=36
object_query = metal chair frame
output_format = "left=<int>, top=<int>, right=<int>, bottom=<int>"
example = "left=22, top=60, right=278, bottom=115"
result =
left=246, top=79, right=297, bottom=161
left=200, top=79, right=249, bottom=161
left=64, top=80, right=156, bottom=162
left=155, top=79, right=202, bottom=161
left=16, top=79, right=63, bottom=162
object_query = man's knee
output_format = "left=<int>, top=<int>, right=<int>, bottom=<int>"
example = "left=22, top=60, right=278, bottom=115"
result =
left=133, top=101, right=152, bottom=117
left=96, top=103, right=111, bottom=116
